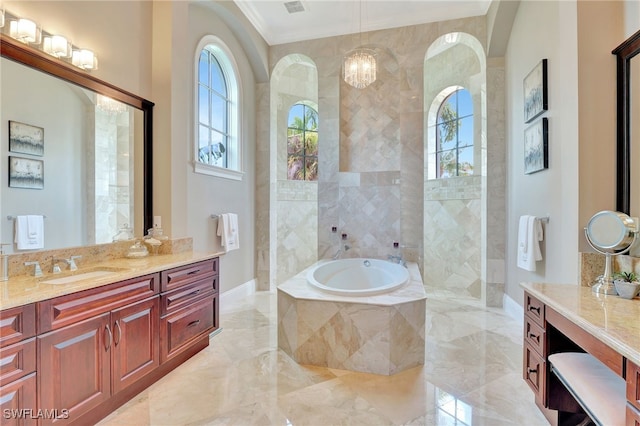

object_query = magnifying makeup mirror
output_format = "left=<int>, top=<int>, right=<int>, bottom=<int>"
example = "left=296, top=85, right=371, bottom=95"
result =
left=584, top=210, right=638, bottom=294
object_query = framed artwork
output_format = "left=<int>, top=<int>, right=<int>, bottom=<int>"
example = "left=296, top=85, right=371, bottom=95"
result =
left=9, top=121, right=44, bottom=156
left=8, top=156, right=44, bottom=189
left=523, top=59, right=548, bottom=123
left=524, top=117, right=548, bottom=174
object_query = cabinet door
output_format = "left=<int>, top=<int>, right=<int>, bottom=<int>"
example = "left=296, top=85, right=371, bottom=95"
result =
left=111, top=297, right=160, bottom=394
left=0, top=372, right=37, bottom=426
left=38, top=312, right=111, bottom=425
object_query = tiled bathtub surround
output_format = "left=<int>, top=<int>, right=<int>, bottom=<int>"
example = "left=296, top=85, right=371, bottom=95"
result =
left=277, top=262, right=426, bottom=375
left=337, top=171, right=401, bottom=259
left=424, top=176, right=482, bottom=298
left=259, top=15, right=508, bottom=308
left=276, top=180, right=318, bottom=284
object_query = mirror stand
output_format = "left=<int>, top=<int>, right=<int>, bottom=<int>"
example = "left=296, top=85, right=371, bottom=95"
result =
left=584, top=210, right=638, bottom=295
left=584, top=230, right=637, bottom=294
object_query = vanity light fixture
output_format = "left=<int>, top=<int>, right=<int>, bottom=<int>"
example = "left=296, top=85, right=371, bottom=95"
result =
left=342, top=0, right=376, bottom=89
left=3, top=9, right=99, bottom=72
left=72, top=48, right=98, bottom=71
left=43, top=35, right=72, bottom=58
left=9, top=18, right=41, bottom=44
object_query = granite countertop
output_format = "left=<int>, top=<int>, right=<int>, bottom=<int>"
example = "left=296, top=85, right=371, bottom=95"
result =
left=521, top=282, right=640, bottom=367
left=0, top=251, right=224, bottom=310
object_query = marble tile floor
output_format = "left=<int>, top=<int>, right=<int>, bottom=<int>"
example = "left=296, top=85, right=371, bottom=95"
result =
left=99, top=287, right=549, bottom=425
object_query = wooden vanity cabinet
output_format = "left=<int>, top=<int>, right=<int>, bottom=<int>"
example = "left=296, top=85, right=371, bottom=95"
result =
left=523, top=290, right=640, bottom=425
left=0, top=304, right=37, bottom=426
left=523, top=293, right=547, bottom=405
left=160, top=258, right=219, bottom=362
left=0, top=256, right=220, bottom=425
left=628, top=360, right=640, bottom=424
left=37, top=274, right=160, bottom=425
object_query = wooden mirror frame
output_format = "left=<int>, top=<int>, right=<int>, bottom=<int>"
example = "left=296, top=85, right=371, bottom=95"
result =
left=613, top=29, right=640, bottom=214
left=0, top=34, right=154, bottom=232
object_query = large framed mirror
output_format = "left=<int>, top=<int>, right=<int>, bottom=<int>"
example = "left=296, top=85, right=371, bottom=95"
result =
left=0, top=34, right=153, bottom=253
left=613, top=28, right=640, bottom=216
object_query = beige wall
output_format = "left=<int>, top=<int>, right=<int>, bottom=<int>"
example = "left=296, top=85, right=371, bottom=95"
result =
left=505, top=0, right=626, bottom=305
left=505, top=0, right=579, bottom=303
left=577, top=1, right=623, bottom=251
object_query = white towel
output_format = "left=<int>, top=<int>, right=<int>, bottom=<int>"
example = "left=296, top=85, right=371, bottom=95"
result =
left=15, top=215, right=44, bottom=250
left=216, top=213, right=240, bottom=252
left=517, top=215, right=543, bottom=271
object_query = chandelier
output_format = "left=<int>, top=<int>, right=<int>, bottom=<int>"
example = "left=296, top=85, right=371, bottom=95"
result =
left=342, top=0, right=376, bottom=89
left=96, top=94, right=128, bottom=115
left=343, top=48, right=377, bottom=89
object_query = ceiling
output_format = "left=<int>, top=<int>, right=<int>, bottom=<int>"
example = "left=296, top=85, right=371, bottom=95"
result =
left=233, top=0, right=493, bottom=45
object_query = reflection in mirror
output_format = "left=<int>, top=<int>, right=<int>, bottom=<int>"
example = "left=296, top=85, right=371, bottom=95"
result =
left=0, top=34, right=153, bottom=254
left=631, top=57, right=640, bottom=218
left=614, top=29, right=640, bottom=215
left=1, top=58, right=143, bottom=253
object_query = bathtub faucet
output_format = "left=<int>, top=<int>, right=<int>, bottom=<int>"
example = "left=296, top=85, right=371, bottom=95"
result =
left=332, top=243, right=351, bottom=260
left=387, top=254, right=406, bottom=267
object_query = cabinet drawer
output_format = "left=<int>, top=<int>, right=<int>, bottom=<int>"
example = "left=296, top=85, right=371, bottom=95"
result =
left=161, top=259, right=217, bottom=292
left=0, top=372, right=37, bottom=426
left=523, top=344, right=545, bottom=403
left=0, top=337, right=36, bottom=384
left=161, top=295, right=215, bottom=362
left=38, top=273, right=159, bottom=333
left=161, top=278, right=215, bottom=316
left=0, top=304, right=36, bottom=348
left=628, top=359, right=640, bottom=412
left=524, top=292, right=545, bottom=327
left=524, top=316, right=545, bottom=356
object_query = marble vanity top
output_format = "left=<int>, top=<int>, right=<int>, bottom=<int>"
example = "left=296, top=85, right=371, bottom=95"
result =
left=521, top=282, right=640, bottom=366
left=0, top=251, right=224, bottom=310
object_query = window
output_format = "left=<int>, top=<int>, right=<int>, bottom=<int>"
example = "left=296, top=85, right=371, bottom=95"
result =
left=287, top=103, right=318, bottom=181
left=195, top=37, right=242, bottom=180
left=435, top=89, right=473, bottom=178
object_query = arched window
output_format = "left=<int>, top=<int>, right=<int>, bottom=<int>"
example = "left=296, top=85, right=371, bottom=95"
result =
left=287, top=103, right=318, bottom=181
left=436, top=88, right=473, bottom=178
left=195, top=37, right=242, bottom=180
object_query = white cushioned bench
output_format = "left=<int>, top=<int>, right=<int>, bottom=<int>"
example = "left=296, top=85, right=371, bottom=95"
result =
left=548, top=352, right=626, bottom=426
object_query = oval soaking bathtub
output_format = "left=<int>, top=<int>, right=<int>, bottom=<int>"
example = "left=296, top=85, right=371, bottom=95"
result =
left=306, top=258, right=409, bottom=296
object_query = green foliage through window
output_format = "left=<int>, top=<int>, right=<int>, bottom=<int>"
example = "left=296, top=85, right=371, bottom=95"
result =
left=436, top=89, right=474, bottom=178
left=287, top=104, right=318, bottom=181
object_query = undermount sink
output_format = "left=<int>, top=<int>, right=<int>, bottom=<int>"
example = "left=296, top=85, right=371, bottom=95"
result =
left=40, top=267, right=126, bottom=285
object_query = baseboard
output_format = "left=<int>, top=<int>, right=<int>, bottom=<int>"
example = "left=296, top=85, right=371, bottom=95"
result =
left=220, top=278, right=256, bottom=306
left=503, top=292, right=524, bottom=323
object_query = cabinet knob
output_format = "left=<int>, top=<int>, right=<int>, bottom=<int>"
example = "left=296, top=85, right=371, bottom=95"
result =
left=187, top=320, right=201, bottom=328
left=528, top=332, right=538, bottom=340
left=527, top=367, right=538, bottom=375
left=528, top=305, right=540, bottom=314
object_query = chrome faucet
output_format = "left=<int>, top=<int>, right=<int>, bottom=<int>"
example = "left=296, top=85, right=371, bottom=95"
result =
left=388, top=241, right=406, bottom=267
left=387, top=254, right=406, bottom=266
left=332, top=243, right=351, bottom=260
left=56, top=255, right=82, bottom=271
left=25, top=261, right=43, bottom=277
